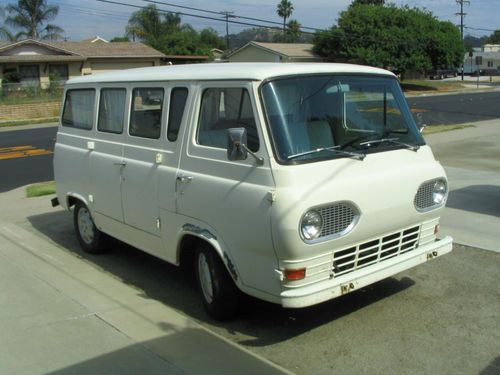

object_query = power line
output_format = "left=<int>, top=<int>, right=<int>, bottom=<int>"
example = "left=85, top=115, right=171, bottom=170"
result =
left=95, top=0, right=318, bottom=35
left=139, top=0, right=321, bottom=32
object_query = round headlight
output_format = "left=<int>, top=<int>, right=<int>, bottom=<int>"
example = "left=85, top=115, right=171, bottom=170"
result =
left=301, top=210, right=323, bottom=240
left=433, top=180, right=447, bottom=205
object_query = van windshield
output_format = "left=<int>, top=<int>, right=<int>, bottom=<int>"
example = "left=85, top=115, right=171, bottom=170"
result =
left=261, top=75, right=425, bottom=163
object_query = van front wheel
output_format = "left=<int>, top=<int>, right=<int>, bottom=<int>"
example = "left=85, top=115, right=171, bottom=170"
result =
left=74, top=202, right=106, bottom=254
left=195, top=244, right=239, bottom=320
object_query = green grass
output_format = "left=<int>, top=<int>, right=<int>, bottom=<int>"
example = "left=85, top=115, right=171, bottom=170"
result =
left=0, top=117, right=58, bottom=128
left=423, top=124, right=474, bottom=134
left=401, top=80, right=466, bottom=93
left=26, top=181, right=56, bottom=198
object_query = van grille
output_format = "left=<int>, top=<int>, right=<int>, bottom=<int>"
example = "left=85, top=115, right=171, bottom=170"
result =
left=332, top=225, right=420, bottom=277
left=318, top=203, right=358, bottom=240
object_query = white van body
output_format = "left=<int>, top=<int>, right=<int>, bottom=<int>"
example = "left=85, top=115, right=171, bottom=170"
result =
left=54, top=63, right=452, bottom=317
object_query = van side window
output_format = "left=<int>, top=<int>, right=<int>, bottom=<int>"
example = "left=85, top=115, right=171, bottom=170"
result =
left=98, top=88, right=126, bottom=134
left=167, top=88, right=188, bottom=142
left=197, top=88, right=259, bottom=152
left=130, top=88, right=164, bottom=139
left=62, top=89, right=95, bottom=130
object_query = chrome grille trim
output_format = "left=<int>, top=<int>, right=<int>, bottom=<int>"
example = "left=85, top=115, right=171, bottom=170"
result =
left=332, top=225, right=421, bottom=277
left=414, top=178, right=447, bottom=212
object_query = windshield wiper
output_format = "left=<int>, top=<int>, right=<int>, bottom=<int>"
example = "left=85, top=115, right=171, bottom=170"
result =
left=286, top=146, right=366, bottom=161
left=359, top=137, right=420, bottom=152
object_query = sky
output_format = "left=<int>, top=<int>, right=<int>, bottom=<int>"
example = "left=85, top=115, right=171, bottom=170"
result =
left=0, top=0, right=498, bottom=41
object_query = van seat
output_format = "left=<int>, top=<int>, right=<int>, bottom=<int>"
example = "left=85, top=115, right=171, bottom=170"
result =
left=307, top=120, right=334, bottom=149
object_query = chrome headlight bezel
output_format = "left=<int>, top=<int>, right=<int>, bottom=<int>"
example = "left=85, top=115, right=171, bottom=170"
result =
left=300, top=210, right=323, bottom=241
left=432, top=180, right=447, bottom=205
left=414, top=178, right=449, bottom=212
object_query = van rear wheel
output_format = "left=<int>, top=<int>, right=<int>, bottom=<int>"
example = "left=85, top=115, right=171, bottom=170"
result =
left=74, top=201, right=106, bottom=254
left=195, top=243, right=240, bottom=320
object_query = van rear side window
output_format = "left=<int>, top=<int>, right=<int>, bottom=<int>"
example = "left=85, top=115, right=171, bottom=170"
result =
left=62, top=89, right=95, bottom=130
left=167, top=88, right=188, bottom=142
left=130, top=88, right=164, bottom=139
left=98, top=88, right=126, bottom=134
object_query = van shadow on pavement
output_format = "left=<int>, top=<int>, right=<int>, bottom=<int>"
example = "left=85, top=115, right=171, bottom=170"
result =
left=447, top=185, right=500, bottom=217
left=28, top=210, right=415, bottom=347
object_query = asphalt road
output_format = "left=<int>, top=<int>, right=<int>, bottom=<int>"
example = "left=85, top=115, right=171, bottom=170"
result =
left=0, top=125, right=57, bottom=193
left=408, top=90, right=500, bottom=125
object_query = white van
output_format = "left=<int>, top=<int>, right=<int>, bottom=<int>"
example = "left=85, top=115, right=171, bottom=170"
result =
left=53, top=63, right=452, bottom=319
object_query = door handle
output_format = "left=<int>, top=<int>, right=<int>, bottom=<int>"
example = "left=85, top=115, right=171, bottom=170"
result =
left=114, top=161, right=127, bottom=167
left=176, top=175, right=193, bottom=183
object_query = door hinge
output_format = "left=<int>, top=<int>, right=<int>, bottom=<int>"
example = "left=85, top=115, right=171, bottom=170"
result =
left=267, top=190, right=276, bottom=203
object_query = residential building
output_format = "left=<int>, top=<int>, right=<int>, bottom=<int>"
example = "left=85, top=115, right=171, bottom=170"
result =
left=227, top=42, right=322, bottom=63
left=463, top=44, right=500, bottom=74
left=0, top=38, right=165, bottom=88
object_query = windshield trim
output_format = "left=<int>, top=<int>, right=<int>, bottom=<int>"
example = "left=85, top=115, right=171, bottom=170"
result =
left=258, top=73, right=425, bottom=165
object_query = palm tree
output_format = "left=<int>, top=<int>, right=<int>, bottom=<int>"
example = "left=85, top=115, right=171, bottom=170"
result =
left=5, top=0, right=64, bottom=40
left=286, top=19, right=301, bottom=43
left=276, top=0, right=294, bottom=35
left=126, top=5, right=166, bottom=43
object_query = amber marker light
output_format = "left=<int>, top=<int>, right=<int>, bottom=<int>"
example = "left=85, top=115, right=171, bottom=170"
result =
left=284, top=268, right=306, bottom=281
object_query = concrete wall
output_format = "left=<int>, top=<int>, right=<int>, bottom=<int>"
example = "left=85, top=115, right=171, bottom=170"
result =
left=0, top=102, right=60, bottom=121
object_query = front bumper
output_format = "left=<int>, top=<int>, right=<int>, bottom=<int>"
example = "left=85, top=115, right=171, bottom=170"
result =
left=280, top=235, right=453, bottom=308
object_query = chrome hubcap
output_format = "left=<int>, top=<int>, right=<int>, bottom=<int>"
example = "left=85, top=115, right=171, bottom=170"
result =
left=198, top=253, right=214, bottom=304
left=77, top=207, right=94, bottom=245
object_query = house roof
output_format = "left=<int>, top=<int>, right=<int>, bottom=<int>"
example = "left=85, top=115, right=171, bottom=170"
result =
left=228, top=42, right=320, bottom=59
left=0, top=39, right=165, bottom=61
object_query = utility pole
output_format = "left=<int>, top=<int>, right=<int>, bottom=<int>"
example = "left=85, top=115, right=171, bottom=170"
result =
left=220, top=11, right=235, bottom=50
left=456, top=0, right=470, bottom=81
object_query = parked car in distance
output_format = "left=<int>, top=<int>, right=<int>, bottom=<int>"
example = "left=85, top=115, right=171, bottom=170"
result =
left=429, top=69, right=458, bottom=80
left=480, top=68, right=500, bottom=76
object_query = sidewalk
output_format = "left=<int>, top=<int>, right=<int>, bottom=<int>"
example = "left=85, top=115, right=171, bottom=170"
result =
left=0, top=188, right=291, bottom=375
left=424, top=118, right=500, bottom=253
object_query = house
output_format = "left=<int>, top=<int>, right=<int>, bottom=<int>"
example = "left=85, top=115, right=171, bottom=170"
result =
left=227, top=41, right=322, bottom=63
left=463, top=44, right=500, bottom=74
left=0, top=38, right=165, bottom=88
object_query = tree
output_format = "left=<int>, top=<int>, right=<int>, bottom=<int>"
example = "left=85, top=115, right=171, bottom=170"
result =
left=276, top=0, right=294, bottom=34
left=286, top=19, right=301, bottom=42
left=5, top=0, right=64, bottom=40
left=313, top=4, right=464, bottom=78
left=486, top=30, right=500, bottom=44
left=351, top=0, right=385, bottom=6
left=125, top=4, right=225, bottom=56
left=110, top=36, right=130, bottom=42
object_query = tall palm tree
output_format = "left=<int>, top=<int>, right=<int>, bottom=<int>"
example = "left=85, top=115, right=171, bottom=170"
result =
left=126, top=4, right=166, bottom=43
left=6, top=0, right=64, bottom=40
left=276, top=0, right=294, bottom=35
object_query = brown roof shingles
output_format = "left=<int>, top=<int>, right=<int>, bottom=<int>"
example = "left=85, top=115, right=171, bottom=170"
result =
left=0, top=39, right=165, bottom=59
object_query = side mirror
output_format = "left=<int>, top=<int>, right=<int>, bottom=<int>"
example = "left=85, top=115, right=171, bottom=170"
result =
left=227, top=127, right=264, bottom=165
left=227, top=127, right=248, bottom=161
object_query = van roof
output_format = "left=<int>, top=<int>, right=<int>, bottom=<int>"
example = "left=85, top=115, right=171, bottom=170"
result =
left=66, top=63, right=395, bottom=85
